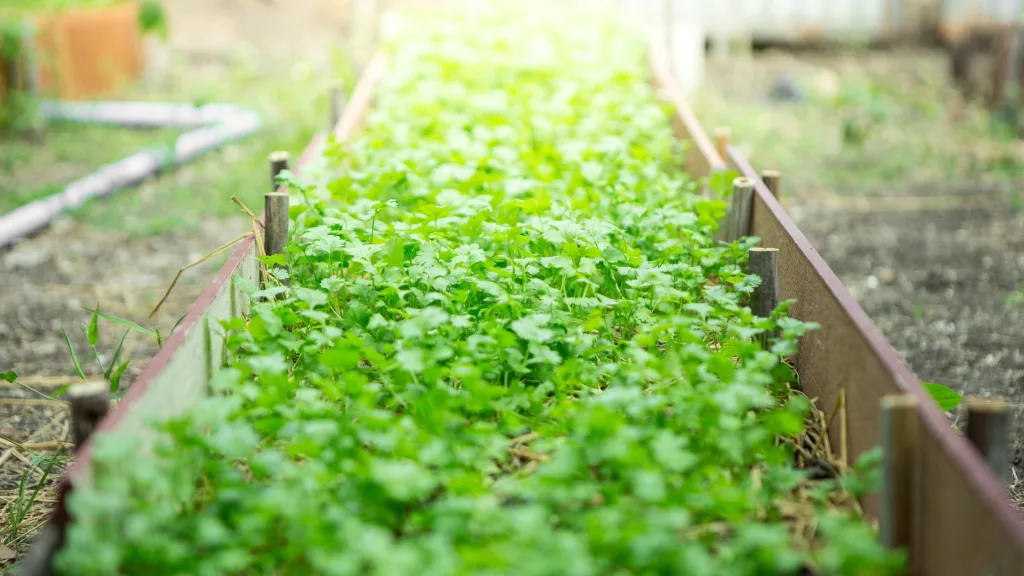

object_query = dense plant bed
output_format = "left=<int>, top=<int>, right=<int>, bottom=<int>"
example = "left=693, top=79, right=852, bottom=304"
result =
left=54, top=7, right=902, bottom=575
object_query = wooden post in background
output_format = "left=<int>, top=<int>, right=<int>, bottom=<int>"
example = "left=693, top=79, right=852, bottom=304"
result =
left=264, top=192, right=290, bottom=262
left=728, top=176, right=755, bottom=241
left=965, top=397, right=1011, bottom=484
left=761, top=169, right=781, bottom=200
left=714, top=127, right=730, bottom=162
left=269, top=151, right=289, bottom=192
left=68, top=381, right=110, bottom=449
left=330, top=81, right=345, bottom=131
left=880, top=394, right=920, bottom=566
left=265, top=152, right=291, bottom=265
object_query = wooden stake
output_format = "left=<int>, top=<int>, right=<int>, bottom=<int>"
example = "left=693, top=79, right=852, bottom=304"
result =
left=329, top=81, right=345, bottom=131
left=965, top=397, right=1011, bottom=484
left=264, top=151, right=291, bottom=289
left=68, top=381, right=110, bottom=450
left=714, top=127, right=730, bottom=162
left=761, top=169, right=781, bottom=200
left=269, top=150, right=290, bottom=193
left=728, top=176, right=756, bottom=241
left=748, top=247, right=780, bottom=348
left=880, top=394, right=920, bottom=556
left=264, top=192, right=290, bottom=263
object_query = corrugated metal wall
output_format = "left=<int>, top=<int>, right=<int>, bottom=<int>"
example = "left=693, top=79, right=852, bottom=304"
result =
left=621, top=0, right=1024, bottom=47
left=942, top=0, right=1023, bottom=23
left=618, top=0, right=910, bottom=42
left=675, top=0, right=895, bottom=41
left=621, top=0, right=1020, bottom=43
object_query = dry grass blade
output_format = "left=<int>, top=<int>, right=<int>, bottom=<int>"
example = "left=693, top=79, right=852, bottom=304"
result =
left=0, top=449, right=17, bottom=468
left=0, top=398, right=68, bottom=407
left=231, top=195, right=271, bottom=285
left=4, top=450, right=45, bottom=481
left=0, top=375, right=101, bottom=388
left=771, top=386, right=868, bottom=553
left=149, top=231, right=252, bottom=318
left=0, top=482, right=61, bottom=547
left=0, top=435, right=30, bottom=452
left=520, top=460, right=539, bottom=476
left=508, top=431, right=539, bottom=445
left=231, top=195, right=264, bottom=227
left=508, top=446, right=548, bottom=462
left=16, top=441, right=72, bottom=451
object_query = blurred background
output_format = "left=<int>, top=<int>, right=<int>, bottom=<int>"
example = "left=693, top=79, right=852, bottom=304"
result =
left=0, top=0, right=1022, bottom=568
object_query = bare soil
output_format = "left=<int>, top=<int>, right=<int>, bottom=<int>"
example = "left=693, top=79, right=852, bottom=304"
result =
left=0, top=0, right=349, bottom=567
left=695, top=49, right=1024, bottom=482
left=792, top=200, right=1024, bottom=460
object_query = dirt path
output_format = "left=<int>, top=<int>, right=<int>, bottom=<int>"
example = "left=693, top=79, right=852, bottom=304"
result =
left=0, top=0, right=350, bottom=566
left=695, top=48, right=1024, bottom=483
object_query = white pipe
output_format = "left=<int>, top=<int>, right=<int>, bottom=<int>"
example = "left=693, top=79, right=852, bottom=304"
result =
left=37, top=101, right=244, bottom=129
left=0, top=103, right=263, bottom=249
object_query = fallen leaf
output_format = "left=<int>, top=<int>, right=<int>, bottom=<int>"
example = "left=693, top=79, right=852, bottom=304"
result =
left=0, top=544, right=17, bottom=560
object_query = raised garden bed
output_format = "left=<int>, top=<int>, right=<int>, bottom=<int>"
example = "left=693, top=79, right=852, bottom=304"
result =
left=18, top=5, right=1024, bottom=576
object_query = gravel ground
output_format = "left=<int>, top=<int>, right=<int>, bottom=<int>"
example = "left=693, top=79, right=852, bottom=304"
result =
left=790, top=198, right=1024, bottom=467
left=695, top=48, right=1024, bottom=481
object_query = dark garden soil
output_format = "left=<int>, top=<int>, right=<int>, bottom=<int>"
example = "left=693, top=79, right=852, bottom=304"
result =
left=695, top=47, right=1024, bottom=488
left=791, top=197, right=1024, bottom=475
left=0, top=0, right=351, bottom=566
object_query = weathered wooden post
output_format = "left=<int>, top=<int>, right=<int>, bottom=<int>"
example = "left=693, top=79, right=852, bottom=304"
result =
left=964, top=397, right=1011, bottom=484
left=879, top=394, right=920, bottom=565
left=723, top=176, right=755, bottom=242
left=330, top=81, right=346, bottom=131
left=761, top=169, right=781, bottom=200
left=265, top=151, right=291, bottom=267
left=714, top=126, right=730, bottom=162
left=68, top=381, right=110, bottom=449
left=748, top=247, right=780, bottom=348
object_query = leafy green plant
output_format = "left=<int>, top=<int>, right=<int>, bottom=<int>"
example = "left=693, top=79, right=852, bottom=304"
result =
left=3, top=452, right=61, bottom=547
left=138, top=0, right=167, bottom=39
left=921, top=381, right=963, bottom=413
left=54, top=6, right=901, bottom=576
left=14, top=306, right=165, bottom=399
left=1005, top=288, right=1024, bottom=309
left=834, top=81, right=893, bottom=148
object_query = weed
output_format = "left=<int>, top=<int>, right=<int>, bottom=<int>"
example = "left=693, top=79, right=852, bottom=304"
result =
left=1005, top=288, right=1024, bottom=309
left=921, top=381, right=963, bottom=413
left=1, top=452, right=61, bottom=547
left=911, top=302, right=925, bottom=324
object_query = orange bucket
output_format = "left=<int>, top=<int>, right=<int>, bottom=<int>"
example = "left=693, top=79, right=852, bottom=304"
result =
left=30, top=1, right=145, bottom=100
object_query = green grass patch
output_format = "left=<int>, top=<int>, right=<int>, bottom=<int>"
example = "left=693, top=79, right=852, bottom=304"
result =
left=1, top=49, right=335, bottom=236
left=0, top=123, right=181, bottom=214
